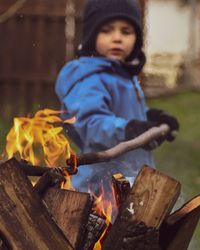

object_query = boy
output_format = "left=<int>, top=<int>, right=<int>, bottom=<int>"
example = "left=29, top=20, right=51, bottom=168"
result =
left=55, top=0, right=179, bottom=196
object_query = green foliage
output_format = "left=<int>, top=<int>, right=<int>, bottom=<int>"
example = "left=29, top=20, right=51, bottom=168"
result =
left=0, top=119, right=12, bottom=156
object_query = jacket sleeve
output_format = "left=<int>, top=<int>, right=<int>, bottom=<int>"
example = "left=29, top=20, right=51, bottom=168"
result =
left=61, top=74, right=128, bottom=149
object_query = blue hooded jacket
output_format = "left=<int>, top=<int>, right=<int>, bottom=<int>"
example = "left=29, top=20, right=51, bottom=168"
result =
left=55, top=56, right=154, bottom=193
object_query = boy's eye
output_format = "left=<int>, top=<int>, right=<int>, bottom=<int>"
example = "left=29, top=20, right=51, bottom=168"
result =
left=100, top=27, right=112, bottom=33
left=121, top=29, right=134, bottom=35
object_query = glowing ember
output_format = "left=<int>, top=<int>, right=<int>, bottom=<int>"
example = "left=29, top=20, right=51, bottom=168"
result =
left=5, top=109, right=75, bottom=168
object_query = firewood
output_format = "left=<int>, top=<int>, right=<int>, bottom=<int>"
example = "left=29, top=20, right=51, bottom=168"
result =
left=3, top=158, right=70, bottom=177
left=43, top=187, right=93, bottom=250
left=33, top=168, right=65, bottom=195
left=18, top=159, right=72, bottom=177
left=103, top=220, right=161, bottom=250
left=83, top=213, right=107, bottom=250
left=102, top=166, right=181, bottom=250
left=112, top=173, right=131, bottom=208
left=0, top=158, right=73, bottom=250
left=160, top=195, right=200, bottom=250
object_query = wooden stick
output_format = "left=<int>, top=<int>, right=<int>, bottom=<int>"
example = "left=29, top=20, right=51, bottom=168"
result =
left=66, top=124, right=170, bottom=173
left=5, top=158, right=72, bottom=177
left=2, top=125, right=170, bottom=176
left=33, top=168, right=65, bottom=195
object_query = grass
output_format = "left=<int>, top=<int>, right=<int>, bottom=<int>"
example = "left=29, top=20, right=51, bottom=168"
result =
left=0, top=90, right=199, bottom=249
left=148, top=90, right=200, bottom=250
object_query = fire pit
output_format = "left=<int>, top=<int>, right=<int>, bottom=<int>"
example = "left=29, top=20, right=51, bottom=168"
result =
left=0, top=109, right=199, bottom=250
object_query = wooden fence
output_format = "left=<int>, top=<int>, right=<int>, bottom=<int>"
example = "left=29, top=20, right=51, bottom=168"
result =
left=0, top=0, right=80, bottom=120
left=0, top=0, right=145, bottom=120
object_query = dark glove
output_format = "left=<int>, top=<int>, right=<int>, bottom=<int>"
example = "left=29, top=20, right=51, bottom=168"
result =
left=125, top=119, right=158, bottom=150
left=147, top=108, right=179, bottom=141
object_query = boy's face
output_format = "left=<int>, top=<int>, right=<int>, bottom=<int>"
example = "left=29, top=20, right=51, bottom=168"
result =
left=95, top=19, right=136, bottom=62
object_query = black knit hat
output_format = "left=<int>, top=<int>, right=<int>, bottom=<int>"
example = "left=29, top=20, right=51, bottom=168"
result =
left=77, top=0, right=144, bottom=63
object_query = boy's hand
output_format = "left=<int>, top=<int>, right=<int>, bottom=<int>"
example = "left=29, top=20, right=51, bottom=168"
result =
left=147, top=108, right=179, bottom=141
left=125, top=120, right=160, bottom=150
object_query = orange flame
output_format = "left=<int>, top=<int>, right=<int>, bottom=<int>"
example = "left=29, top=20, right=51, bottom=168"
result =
left=5, top=109, right=75, bottom=168
left=91, top=185, right=118, bottom=249
left=5, top=108, right=118, bottom=248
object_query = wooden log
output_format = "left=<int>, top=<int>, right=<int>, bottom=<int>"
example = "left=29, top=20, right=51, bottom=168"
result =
left=83, top=213, right=107, bottom=250
left=160, top=195, right=200, bottom=250
left=0, top=158, right=73, bottom=250
left=102, top=166, right=181, bottom=250
left=120, top=165, right=181, bottom=228
left=33, top=168, right=65, bottom=195
left=112, top=173, right=131, bottom=208
left=43, top=187, right=93, bottom=250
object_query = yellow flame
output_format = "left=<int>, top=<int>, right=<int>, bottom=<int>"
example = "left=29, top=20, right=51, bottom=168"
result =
left=5, top=109, right=75, bottom=168
left=5, top=108, right=118, bottom=248
left=91, top=185, right=117, bottom=250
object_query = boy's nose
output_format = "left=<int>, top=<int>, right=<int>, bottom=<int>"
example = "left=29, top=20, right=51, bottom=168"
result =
left=112, top=31, right=123, bottom=42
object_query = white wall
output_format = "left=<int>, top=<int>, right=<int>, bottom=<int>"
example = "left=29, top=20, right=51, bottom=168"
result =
left=145, top=0, right=200, bottom=57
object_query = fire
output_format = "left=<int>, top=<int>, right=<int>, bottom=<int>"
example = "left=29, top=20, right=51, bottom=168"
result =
left=91, top=185, right=118, bottom=249
left=5, top=108, right=75, bottom=168
left=4, top=108, right=118, bottom=249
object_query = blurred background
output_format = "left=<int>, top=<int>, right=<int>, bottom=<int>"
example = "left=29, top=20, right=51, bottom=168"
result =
left=0, top=1, right=200, bottom=249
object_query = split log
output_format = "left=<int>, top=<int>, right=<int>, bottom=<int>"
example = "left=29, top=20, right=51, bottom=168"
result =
left=102, top=166, right=181, bottom=250
left=112, top=173, right=131, bottom=208
left=83, top=213, right=107, bottom=250
left=160, top=195, right=200, bottom=250
left=0, top=158, right=73, bottom=250
left=33, top=168, right=65, bottom=195
left=43, top=187, right=93, bottom=250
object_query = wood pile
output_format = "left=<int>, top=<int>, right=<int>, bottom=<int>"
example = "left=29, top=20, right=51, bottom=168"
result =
left=0, top=158, right=199, bottom=250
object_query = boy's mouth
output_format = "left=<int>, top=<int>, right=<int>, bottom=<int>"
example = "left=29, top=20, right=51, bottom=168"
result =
left=109, top=48, right=123, bottom=54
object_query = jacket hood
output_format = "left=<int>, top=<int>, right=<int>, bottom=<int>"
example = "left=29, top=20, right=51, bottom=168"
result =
left=55, top=57, right=122, bottom=100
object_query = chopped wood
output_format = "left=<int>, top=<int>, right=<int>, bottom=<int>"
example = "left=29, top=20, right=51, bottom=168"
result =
left=33, top=168, right=65, bottom=195
left=102, top=220, right=161, bottom=250
left=0, top=158, right=73, bottom=250
left=66, top=124, right=170, bottom=174
left=112, top=173, right=131, bottom=208
left=160, top=195, right=200, bottom=250
left=43, top=187, right=93, bottom=250
left=120, top=165, right=181, bottom=228
left=83, top=213, right=107, bottom=250
left=6, top=158, right=70, bottom=177
left=18, top=159, right=50, bottom=176
left=102, top=166, right=181, bottom=250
